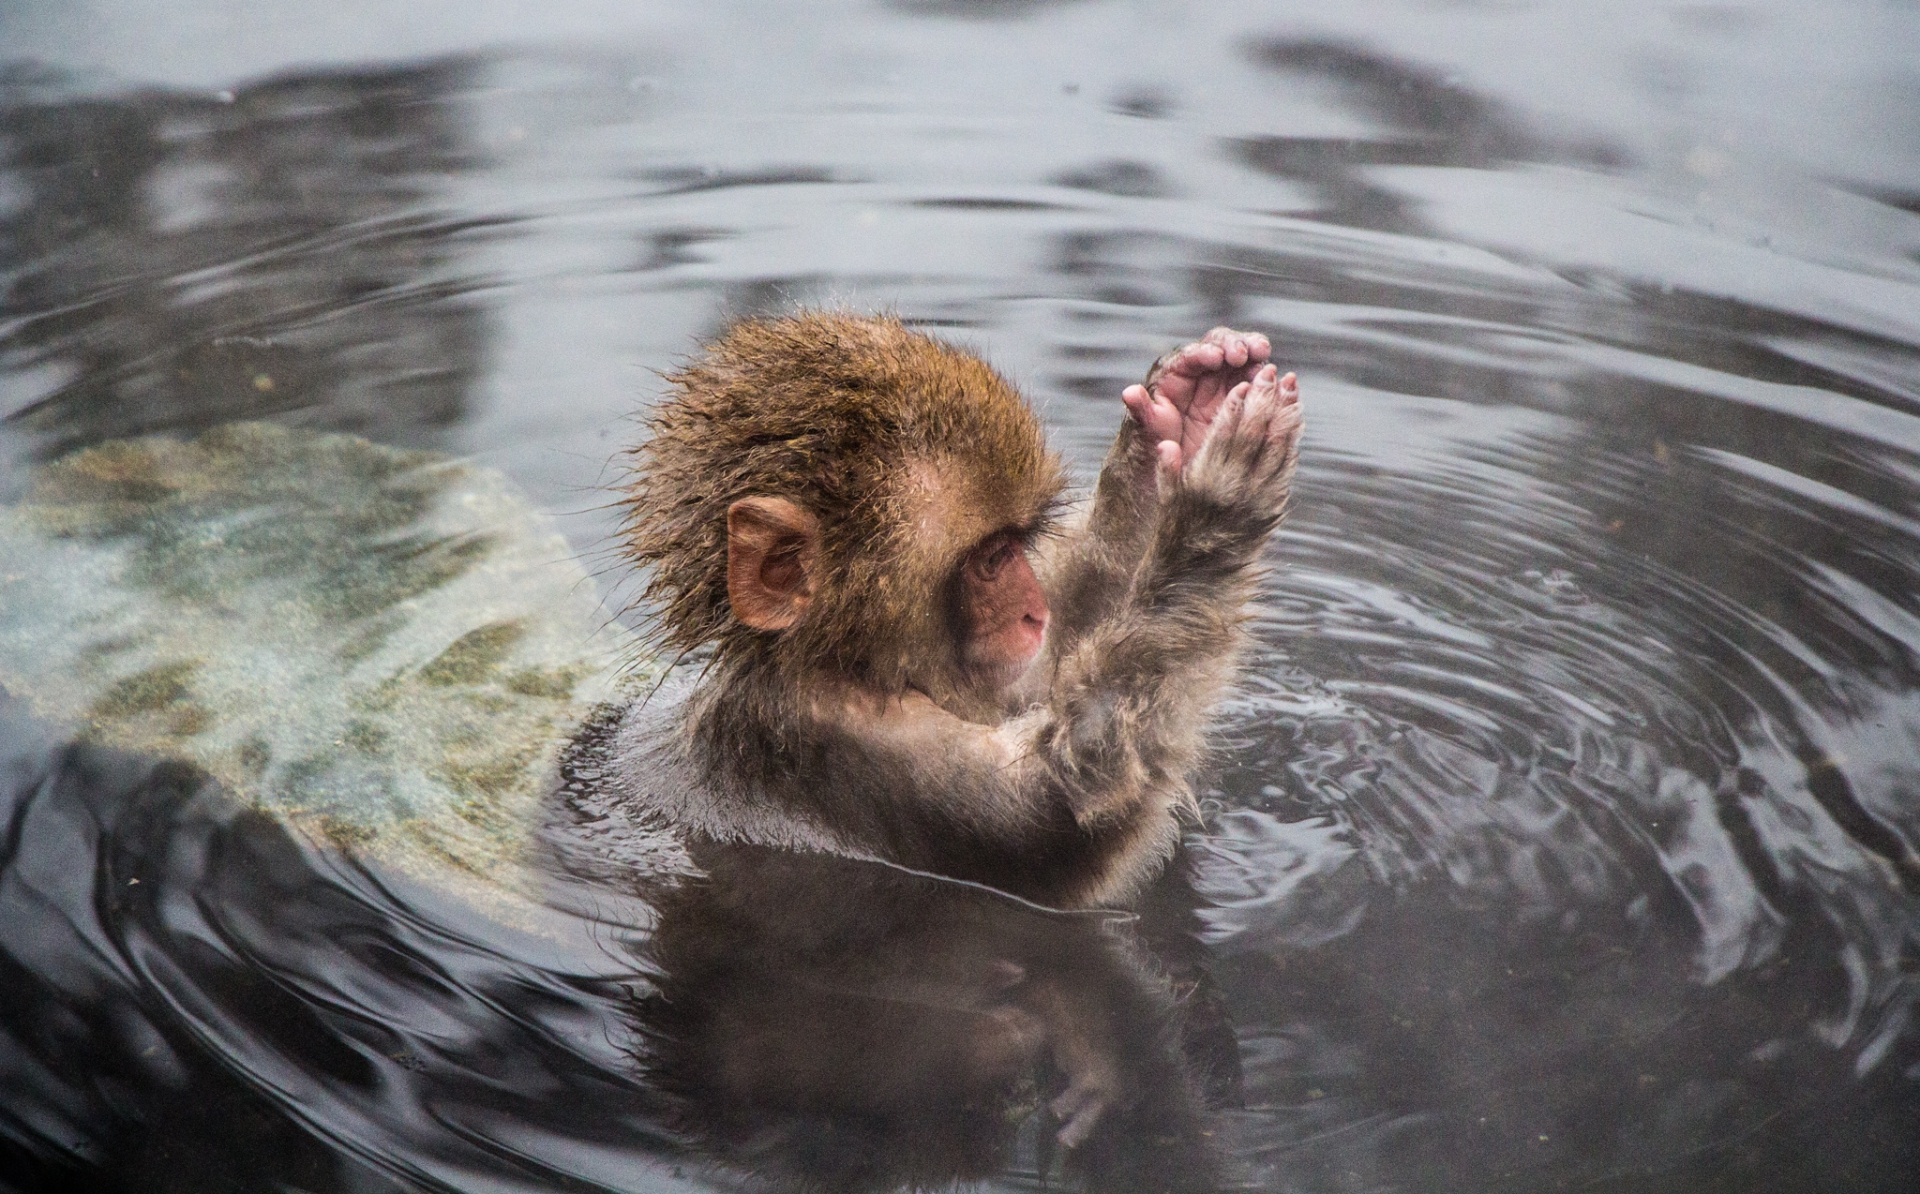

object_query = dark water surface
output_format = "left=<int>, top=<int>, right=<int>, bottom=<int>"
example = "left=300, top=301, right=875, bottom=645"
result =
left=4, top=1, right=1920, bottom=1190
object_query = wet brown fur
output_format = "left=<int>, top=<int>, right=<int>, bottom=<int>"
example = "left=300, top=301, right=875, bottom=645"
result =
left=621, top=312, right=1065, bottom=696
left=609, top=312, right=1297, bottom=907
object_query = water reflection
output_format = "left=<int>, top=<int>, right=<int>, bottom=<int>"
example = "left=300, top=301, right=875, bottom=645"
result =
left=627, top=844, right=1227, bottom=1192
left=1, top=60, right=492, bottom=457
left=538, top=710, right=1241, bottom=1191
left=1238, top=39, right=1627, bottom=233
left=0, top=722, right=682, bottom=1192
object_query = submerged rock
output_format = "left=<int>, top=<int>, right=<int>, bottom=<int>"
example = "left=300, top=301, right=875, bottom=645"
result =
left=0, top=422, right=639, bottom=896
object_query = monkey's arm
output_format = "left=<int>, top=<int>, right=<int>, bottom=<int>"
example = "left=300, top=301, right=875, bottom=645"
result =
left=1037, top=372, right=1296, bottom=825
left=1033, top=419, right=1159, bottom=657
left=1040, top=330, right=1273, bottom=662
left=839, top=368, right=1299, bottom=901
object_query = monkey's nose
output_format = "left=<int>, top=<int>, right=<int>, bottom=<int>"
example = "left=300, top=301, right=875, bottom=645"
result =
left=1021, top=610, right=1049, bottom=653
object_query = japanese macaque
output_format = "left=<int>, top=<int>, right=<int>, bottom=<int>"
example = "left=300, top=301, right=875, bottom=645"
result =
left=606, top=311, right=1300, bottom=909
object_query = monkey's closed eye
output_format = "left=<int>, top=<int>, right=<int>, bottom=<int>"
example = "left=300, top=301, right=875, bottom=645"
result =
left=970, top=535, right=1019, bottom=582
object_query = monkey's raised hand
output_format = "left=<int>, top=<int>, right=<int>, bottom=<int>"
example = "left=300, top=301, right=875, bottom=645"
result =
left=1159, top=362, right=1301, bottom=524
left=1045, top=327, right=1286, bottom=661
left=1121, top=327, right=1273, bottom=486
left=1035, top=359, right=1300, bottom=833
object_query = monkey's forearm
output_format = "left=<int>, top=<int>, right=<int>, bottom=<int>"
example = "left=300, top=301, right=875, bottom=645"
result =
left=1048, top=335, right=1283, bottom=654
left=1042, top=423, right=1160, bottom=655
left=1035, top=488, right=1274, bottom=822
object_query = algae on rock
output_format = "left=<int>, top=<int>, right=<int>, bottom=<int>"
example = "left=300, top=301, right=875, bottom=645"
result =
left=0, top=422, right=640, bottom=892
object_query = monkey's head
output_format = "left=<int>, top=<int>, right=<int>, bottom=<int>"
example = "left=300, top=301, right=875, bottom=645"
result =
left=622, top=312, right=1066, bottom=704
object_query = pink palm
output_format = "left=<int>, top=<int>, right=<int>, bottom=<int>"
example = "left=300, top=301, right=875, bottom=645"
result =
left=1123, top=327, right=1274, bottom=470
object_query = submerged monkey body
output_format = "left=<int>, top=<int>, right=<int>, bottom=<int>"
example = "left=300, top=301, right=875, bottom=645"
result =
left=604, top=312, right=1300, bottom=908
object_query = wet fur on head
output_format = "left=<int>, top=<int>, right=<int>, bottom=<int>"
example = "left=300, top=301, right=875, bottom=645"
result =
left=620, top=311, right=1065, bottom=690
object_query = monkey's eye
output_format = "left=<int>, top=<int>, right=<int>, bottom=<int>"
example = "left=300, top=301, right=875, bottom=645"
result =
left=970, top=534, right=1019, bottom=582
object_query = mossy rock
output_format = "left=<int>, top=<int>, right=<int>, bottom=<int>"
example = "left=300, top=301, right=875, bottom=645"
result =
left=0, top=422, right=643, bottom=899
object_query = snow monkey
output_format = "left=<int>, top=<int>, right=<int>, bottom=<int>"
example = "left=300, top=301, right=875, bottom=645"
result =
left=608, top=311, right=1300, bottom=909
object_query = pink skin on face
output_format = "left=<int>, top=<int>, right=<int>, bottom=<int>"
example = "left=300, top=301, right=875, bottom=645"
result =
left=960, top=531, right=1050, bottom=686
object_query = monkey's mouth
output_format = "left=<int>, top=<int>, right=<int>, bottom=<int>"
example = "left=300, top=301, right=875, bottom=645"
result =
left=966, top=621, right=1048, bottom=689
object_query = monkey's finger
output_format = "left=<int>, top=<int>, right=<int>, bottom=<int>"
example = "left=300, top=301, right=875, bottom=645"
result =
left=1237, top=373, right=1271, bottom=423
left=1236, top=373, right=1279, bottom=454
left=1258, top=364, right=1292, bottom=432
left=1136, top=384, right=1181, bottom=431
left=1242, top=372, right=1294, bottom=480
left=1257, top=403, right=1304, bottom=494
left=1154, top=440, right=1182, bottom=495
left=1223, top=333, right=1267, bottom=372
left=1194, top=380, right=1255, bottom=476
left=1203, top=327, right=1269, bottom=367
left=1213, top=379, right=1253, bottom=440
left=1263, top=399, right=1301, bottom=458
left=1149, top=358, right=1196, bottom=411
left=1270, top=402, right=1303, bottom=454
left=1261, top=373, right=1300, bottom=457
left=1166, top=340, right=1225, bottom=380
left=1124, top=383, right=1180, bottom=445
left=1246, top=362, right=1280, bottom=410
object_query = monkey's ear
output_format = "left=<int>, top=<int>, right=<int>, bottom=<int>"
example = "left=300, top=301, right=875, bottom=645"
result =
left=726, top=496, right=819, bottom=632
